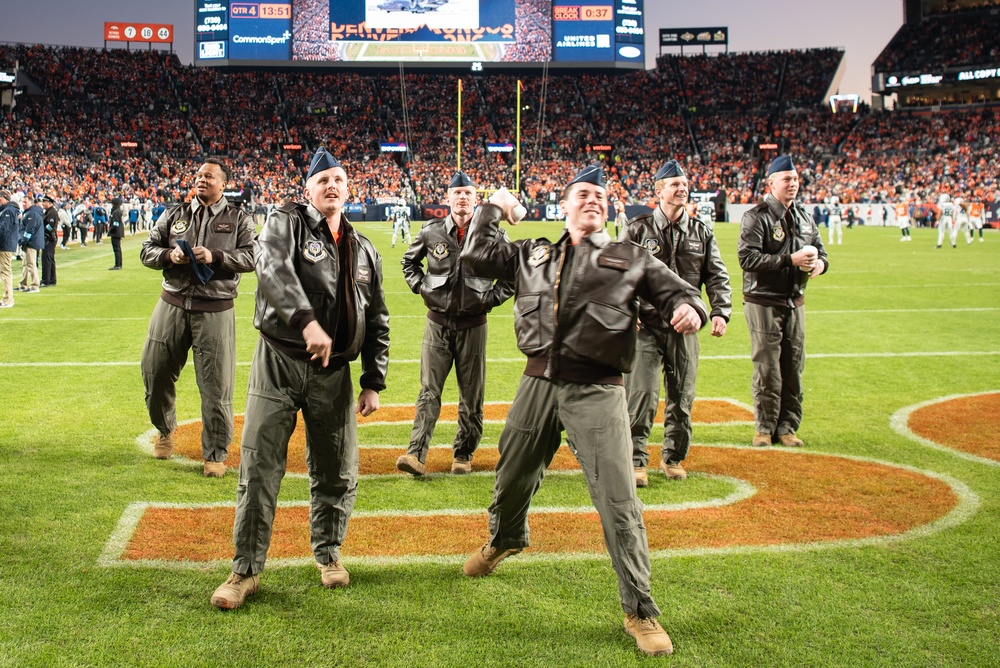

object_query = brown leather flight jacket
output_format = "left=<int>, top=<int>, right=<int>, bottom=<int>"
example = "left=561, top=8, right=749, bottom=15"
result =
left=737, top=194, right=830, bottom=308
left=253, top=203, right=390, bottom=392
left=621, top=207, right=732, bottom=331
left=461, top=203, right=708, bottom=382
left=140, top=198, right=255, bottom=308
left=401, top=215, right=515, bottom=330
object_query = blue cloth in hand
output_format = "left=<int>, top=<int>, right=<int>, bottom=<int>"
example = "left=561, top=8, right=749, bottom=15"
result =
left=174, top=238, right=214, bottom=285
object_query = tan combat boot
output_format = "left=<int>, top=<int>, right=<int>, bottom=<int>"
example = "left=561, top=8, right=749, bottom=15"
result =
left=463, top=543, right=522, bottom=577
left=752, top=432, right=772, bottom=447
left=634, top=466, right=649, bottom=488
left=203, top=461, right=226, bottom=477
left=317, top=560, right=350, bottom=588
left=777, top=432, right=804, bottom=447
left=660, top=461, right=687, bottom=480
left=624, top=614, right=674, bottom=656
left=395, top=454, right=426, bottom=476
left=153, top=431, right=175, bottom=459
left=211, top=572, right=259, bottom=610
left=451, top=458, right=472, bottom=474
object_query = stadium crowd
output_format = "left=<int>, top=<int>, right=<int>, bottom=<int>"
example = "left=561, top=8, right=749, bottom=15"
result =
left=873, top=9, right=1000, bottom=73
left=0, top=42, right=997, bottom=215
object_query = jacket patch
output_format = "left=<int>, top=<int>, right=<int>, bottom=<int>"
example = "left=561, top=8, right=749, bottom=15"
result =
left=213, top=222, right=234, bottom=234
left=642, top=238, right=661, bottom=254
left=799, top=221, right=812, bottom=235
left=527, top=244, right=551, bottom=268
left=686, top=240, right=704, bottom=252
left=171, top=220, right=189, bottom=235
left=356, top=265, right=371, bottom=284
left=431, top=242, right=450, bottom=259
left=771, top=225, right=785, bottom=241
left=598, top=255, right=631, bottom=271
left=303, top=240, right=328, bottom=264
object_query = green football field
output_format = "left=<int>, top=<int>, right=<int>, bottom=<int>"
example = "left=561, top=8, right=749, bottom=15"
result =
left=1, top=221, right=998, bottom=667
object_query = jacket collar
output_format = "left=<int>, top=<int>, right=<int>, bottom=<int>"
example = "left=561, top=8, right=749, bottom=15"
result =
left=556, top=228, right=611, bottom=249
left=654, top=204, right=689, bottom=233
left=192, top=196, right=225, bottom=217
left=765, top=194, right=791, bottom=219
left=306, top=203, right=354, bottom=240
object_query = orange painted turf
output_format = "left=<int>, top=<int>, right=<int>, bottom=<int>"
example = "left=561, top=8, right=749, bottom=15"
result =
left=122, top=447, right=957, bottom=562
left=169, top=399, right=753, bottom=474
left=908, top=392, right=1000, bottom=462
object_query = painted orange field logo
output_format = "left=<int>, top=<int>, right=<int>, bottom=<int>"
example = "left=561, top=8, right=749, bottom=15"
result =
left=106, top=398, right=978, bottom=567
left=892, top=391, right=1000, bottom=465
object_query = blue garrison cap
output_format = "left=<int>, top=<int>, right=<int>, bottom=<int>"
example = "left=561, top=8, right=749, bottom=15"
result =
left=567, top=163, right=606, bottom=189
left=448, top=171, right=475, bottom=189
left=767, top=155, right=796, bottom=176
left=306, top=146, right=343, bottom=181
left=653, top=160, right=685, bottom=181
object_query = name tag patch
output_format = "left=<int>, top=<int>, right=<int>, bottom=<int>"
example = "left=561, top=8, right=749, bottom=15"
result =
left=213, top=222, right=234, bottom=234
left=356, top=265, right=371, bottom=284
left=686, top=240, right=704, bottom=253
left=303, top=240, right=328, bottom=264
left=598, top=254, right=631, bottom=271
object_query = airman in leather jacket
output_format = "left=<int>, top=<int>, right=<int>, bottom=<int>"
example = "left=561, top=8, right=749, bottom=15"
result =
left=402, top=215, right=515, bottom=330
left=254, top=202, right=390, bottom=392
left=461, top=203, right=708, bottom=383
left=622, top=206, right=731, bottom=331
left=738, top=194, right=829, bottom=308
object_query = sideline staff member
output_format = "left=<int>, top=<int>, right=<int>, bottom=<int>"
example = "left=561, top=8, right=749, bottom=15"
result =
left=211, top=147, right=389, bottom=610
left=397, top=172, right=514, bottom=476
left=140, top=159, right=255, bottom=476
left=738, top=155, right=828, bottom=448
left=460, top=165, right=707, bottom=657
left=622, top=160, right=731, bottom=485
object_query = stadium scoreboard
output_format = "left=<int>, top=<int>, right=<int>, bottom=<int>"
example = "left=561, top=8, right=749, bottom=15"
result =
left=195, top=0, right=644, bottom=67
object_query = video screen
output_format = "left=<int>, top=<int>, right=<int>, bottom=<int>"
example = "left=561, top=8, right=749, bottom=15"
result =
left=195, top=0, right=645, bottom=67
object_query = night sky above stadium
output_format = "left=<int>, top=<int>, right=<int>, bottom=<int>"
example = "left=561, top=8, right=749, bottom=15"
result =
left=0, top=0, right=901, bottom=101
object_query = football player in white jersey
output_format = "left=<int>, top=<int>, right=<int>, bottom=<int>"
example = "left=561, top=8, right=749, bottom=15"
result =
left=390, top=199, right=412, bottom=248
left=828, top=195, right=843, bottom=245
left=936, top=193, right=958, bottom=248
left=953, top=196, right=974, bottom=245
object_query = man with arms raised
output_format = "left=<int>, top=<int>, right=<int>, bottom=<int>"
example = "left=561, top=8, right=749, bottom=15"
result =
left=211, top=147, right=389, bottom=610
left=397, top=172, right=514, bottom=476
left=622, top=160, right=731, bottom=485
left=738, top=155, right=828, bottom=448
left=460, top=164, right=707, bottom=656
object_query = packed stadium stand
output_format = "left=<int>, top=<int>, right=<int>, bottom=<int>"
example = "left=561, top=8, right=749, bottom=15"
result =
left=0, top=39, right=997, bottom=216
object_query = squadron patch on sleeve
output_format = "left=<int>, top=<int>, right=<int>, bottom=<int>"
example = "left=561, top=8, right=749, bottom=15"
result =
left=171, top=219, right=189, bottom=235
left=771, top=225, right=785, bottom=241
left=431, top=242, right=450, bottom=259
left=642, top=238, right=662, bottom=255
left=527, top=244, right=551, bottom=268
left=303, top=240, right=328, bottom=264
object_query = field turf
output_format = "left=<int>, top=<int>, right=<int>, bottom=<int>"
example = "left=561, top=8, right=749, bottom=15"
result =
left=0, top=221, right=997, bottom=667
